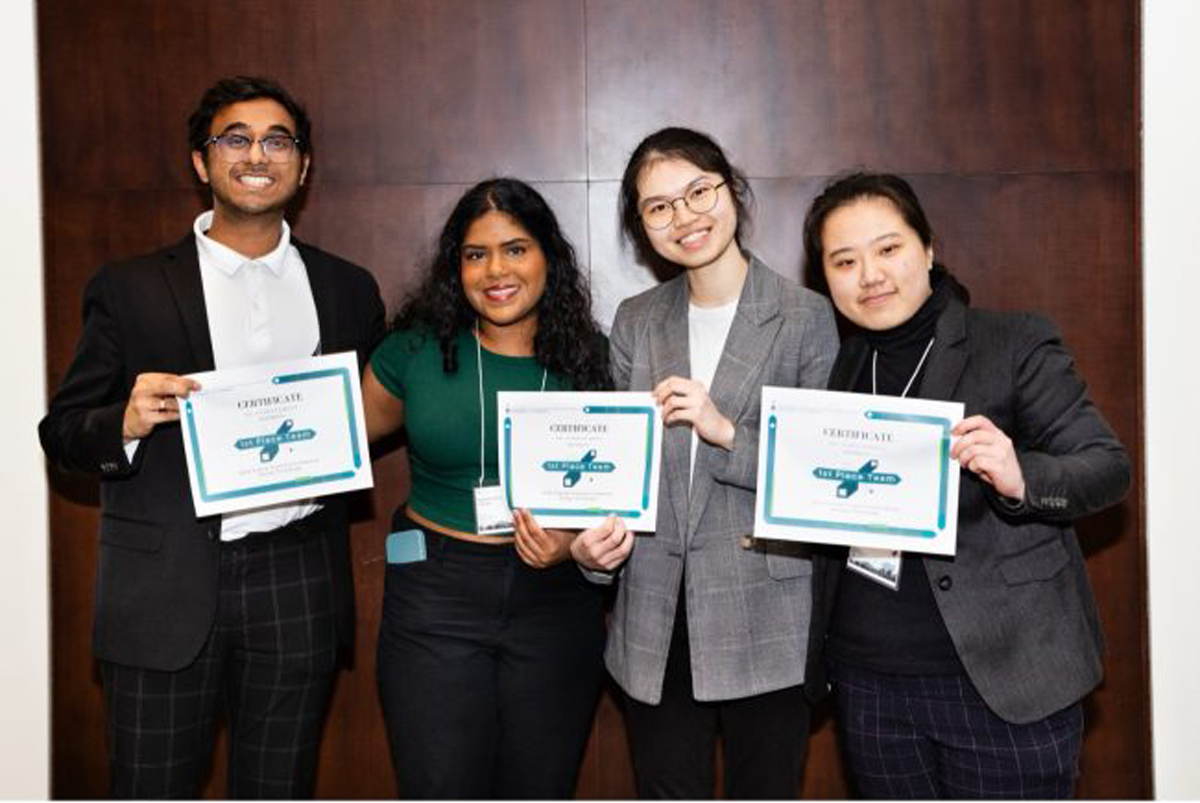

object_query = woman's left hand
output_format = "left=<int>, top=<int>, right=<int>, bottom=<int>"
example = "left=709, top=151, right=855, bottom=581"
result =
left=512, top=508, right=575, bottom=568
left=951, top=415, right=1026, bottom=502
left=653, top=376, right=735, bottom=449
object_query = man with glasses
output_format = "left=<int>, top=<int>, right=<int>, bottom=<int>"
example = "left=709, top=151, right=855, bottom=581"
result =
left=39, top=76, right=384, bottom=798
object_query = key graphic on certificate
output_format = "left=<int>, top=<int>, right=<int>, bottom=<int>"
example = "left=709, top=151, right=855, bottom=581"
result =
left=498, top=391, right=663, bottom=530
left=553, top=449, right=615, bottom=488
left=753, top=387, right=963, bottom=555
left=180, top=352, right=373, bottom=517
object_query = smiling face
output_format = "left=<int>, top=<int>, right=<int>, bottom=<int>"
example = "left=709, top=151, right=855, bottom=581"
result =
left=635, top=156, right=740, bottom=274
left=821, top=196, right=934, bottom=331
left=191, top=97, right=309, bottom=221
left=460, top=210, right=548, bottom=346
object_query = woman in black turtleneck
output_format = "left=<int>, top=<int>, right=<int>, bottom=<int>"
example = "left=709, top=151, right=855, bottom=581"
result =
left=799, top=173, right=1130, bottom=800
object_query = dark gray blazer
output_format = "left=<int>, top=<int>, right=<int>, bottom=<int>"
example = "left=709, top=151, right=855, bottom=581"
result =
left=606, top=256, right=838, bottom=703
left=806, top=295, right=1130, bottom=724
left=39, top=233, right=385, bottom=671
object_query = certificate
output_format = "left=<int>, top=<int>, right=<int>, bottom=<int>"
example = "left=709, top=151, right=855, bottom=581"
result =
left=754, top=387, right=963, bottom=555
left=498, top=391, right=663, bottom=530
left=179, top=352, right=373, bottom=517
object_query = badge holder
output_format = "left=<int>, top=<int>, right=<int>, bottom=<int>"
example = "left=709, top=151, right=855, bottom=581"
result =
left=846, top=546, right=902, bottom=591
left=474, top=485, right=514, bottom=536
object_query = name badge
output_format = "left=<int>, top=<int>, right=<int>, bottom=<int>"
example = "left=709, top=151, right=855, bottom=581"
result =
left=473, top=485, right=514, bottom=536
left=846, top=546, right=902, bottom=591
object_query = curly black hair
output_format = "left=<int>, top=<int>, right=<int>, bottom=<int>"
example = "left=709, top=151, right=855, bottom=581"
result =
left=393, top=178, right=611, bottom=391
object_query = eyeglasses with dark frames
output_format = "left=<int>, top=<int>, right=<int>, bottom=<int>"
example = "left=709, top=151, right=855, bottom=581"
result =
left=204, top=133, right=302, bottom=163
left=639, top=180, right=727, bottom=230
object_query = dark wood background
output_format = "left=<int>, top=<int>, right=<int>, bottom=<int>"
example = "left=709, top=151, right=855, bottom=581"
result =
left=39, top=1, right=1145, bottom=797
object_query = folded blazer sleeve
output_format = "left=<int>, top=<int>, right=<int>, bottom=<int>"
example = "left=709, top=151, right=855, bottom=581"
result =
left=39, top=266, right=135, bottom=478
left=999, top=314, right=1131, bottom=522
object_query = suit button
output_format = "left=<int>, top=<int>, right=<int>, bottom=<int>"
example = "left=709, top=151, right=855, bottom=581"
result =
left=937, top=575, right=953, bottom=591
left=207, top=528, right=219, bottom=542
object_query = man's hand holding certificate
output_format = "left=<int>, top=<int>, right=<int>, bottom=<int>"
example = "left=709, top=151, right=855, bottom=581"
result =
left=179, top=352, right=373, bottom=517
left=754, top=387, right=963, bottom=555
left=498, top=391, right=663, bottom=530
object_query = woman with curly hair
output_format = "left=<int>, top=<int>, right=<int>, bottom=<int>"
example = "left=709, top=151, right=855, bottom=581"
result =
left=362, top=178, right=619, bottom=798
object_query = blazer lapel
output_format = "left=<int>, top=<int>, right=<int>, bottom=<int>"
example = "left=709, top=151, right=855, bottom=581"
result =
left=160, top=234, right=215, bottom=372
left=915, top=297, right=969, bottom=401
left=296, top=240, right=337, bottom=355
left=688, top=258, right=783, bottom=537
left=648, top=277, right=692, bottom=549
left=828, top=337, right=870, bottom=391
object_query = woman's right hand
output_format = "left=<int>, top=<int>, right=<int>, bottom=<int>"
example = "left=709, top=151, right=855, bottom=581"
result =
left=653, top=375, right=736, bottom=449
left=570, top=514, right=634, bottom=572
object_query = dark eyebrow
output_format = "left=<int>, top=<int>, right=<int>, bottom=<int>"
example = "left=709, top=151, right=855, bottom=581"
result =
left=640, top=176, right=715, bottom=206
left=216, top=122, right=296, bottom=137
left=827, top=232, right=904, bottom=259
left=461, top=237, right=533, bottom=251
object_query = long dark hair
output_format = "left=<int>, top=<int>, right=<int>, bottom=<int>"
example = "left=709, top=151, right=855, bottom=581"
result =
left=618, top=127, right=754, bottom=278
left=393, top=178, right=611, bottom=391
left=801, top=171, right=969, bottom=303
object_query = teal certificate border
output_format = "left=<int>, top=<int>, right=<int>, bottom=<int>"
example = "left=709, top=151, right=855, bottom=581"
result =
left=503, top=404, right=655, bottom=519
left=763, top=409, right=953, bottom=539
left=184, top=367, right=363, bottom=503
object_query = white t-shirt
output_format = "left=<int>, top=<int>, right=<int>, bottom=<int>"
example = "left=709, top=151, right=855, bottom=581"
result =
left=687, top=299, right=738, bottom=485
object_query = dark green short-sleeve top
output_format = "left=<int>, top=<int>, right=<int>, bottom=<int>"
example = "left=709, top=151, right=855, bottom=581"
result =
left=371, top=328, right=569, bottom=532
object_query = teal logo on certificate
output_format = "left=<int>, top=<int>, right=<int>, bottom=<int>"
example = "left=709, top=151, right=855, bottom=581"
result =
left=178, top=352, right=374, bottom=517
left=235, top=419, right=317, bottom=463
left=753, top=387, right=964, bottom=556
left=497, top=391, right=664, bottom=532
left=543, top=449, right=617, bottom=487
left=813, top=459, right=901, bottom=498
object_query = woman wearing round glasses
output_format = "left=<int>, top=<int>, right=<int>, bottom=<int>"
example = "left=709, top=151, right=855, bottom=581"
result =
left=801, top=172, right=1130, bottom=798
left=580, top=127, right=838, bottom=798
left=361, top=178, right=616, bottom=798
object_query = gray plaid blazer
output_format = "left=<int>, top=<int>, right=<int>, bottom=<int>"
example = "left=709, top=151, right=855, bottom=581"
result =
left=605, top=256, right=838, bottom=703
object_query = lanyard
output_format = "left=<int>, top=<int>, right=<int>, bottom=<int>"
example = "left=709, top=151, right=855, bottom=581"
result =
left=872, top=337, right=935, bottom=398
left=475, top=322, right=546, bottom=487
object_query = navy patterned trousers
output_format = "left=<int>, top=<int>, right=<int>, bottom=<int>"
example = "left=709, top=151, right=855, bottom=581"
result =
left=100, top=511, right=341, bottom=799
left=831, top=662, right=1084, bottom=799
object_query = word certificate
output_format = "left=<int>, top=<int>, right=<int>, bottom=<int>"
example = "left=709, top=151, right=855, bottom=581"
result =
left=498, top=391, right=663, bottom=530
left=754, top=387, right=963, bottom=555
left=179, top=352, right=373, bottom=517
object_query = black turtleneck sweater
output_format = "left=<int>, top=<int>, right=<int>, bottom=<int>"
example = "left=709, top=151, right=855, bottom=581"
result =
left=825, top=275, right=965, bottom=675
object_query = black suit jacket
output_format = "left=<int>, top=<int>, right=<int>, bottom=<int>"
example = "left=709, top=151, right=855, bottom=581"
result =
left=805, top=296, right=1130, bottom=724
left=40, top=233, right=385, bottom=672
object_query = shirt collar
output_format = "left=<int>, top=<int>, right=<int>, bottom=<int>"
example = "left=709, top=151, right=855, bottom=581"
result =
left=193, top=210, right=292, bottom=278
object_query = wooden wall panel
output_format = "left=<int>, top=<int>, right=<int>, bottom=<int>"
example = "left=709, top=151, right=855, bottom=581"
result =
left=585, top=0, right=1135, bottom=179
left=310, top=0, right=587, bottom=184
left=40, top=0, right=1145, bottom=798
